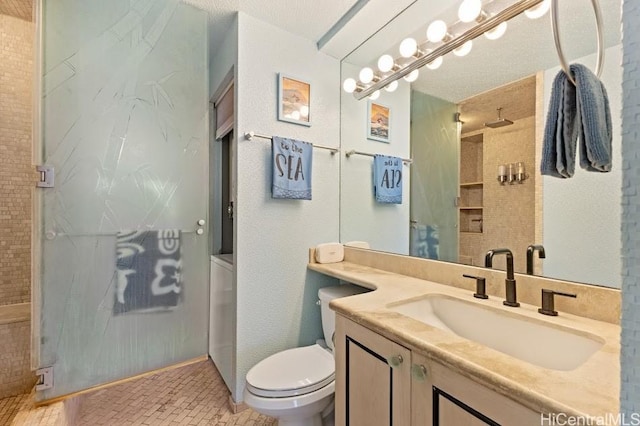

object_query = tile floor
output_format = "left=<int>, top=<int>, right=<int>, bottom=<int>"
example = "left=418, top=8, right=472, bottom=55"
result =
left=1, top=359, right=276, bottom=426
left=76, top=359, right=276, bottom=426
left=0, top=392, right=30, bottom=425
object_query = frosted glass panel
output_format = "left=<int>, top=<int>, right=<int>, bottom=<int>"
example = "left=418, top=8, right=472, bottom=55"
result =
left=410, top=91, right=459, bottom=262
left=37, top=0, right=208, bottom=400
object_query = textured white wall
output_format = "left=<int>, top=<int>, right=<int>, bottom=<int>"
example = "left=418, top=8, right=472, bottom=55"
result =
left=542, top=45, right=622, bottom=288
left=340, top=61, right=411, bottom=254
left=209, top=15, right=237, bottom=99
left=621, top=0, right=640, bottom=414
left=234, top=12, right=341, bottom=401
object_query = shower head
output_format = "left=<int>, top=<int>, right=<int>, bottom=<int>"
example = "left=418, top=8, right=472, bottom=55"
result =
left=484, top=107, right=514, bottom=128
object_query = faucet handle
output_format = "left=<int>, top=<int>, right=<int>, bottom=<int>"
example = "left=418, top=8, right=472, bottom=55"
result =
left=463, top=274, right=488, bottom=299
left=538, top=289, right=577, bottom=316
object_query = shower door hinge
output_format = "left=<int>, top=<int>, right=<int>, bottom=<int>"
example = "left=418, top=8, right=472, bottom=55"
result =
left=35, top=366, right=53, bottom=391
left=36, top=165, right=55, bottom=188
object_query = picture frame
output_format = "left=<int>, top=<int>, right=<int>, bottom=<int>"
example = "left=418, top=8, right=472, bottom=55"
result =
left=367, top=101, right=390, bottom=143
left=278, top=73, right=311, bottom=126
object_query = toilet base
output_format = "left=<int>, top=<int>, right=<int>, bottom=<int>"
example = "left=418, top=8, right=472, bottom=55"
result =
left=243, top=379, right=335, bottom=426
left=277, top=413, right=323, bottom=426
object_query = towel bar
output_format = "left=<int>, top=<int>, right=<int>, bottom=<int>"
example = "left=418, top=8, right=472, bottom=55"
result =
left=44, top=229, right=204, bottom=239
left=551, top=0, right=604, bottom=86
left=345, top=149, right=412, bottom=165
left=245, top=131, right=339, bottom=154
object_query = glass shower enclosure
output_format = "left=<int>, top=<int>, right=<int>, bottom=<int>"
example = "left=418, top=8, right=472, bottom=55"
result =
left=33, top=0, right=210, bottom=401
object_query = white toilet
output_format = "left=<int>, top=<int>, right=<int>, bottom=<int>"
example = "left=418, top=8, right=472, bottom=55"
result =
left=243, top=284, right=369, bottom=426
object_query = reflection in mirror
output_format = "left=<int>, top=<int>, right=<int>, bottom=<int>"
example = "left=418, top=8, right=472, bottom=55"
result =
left=340, top=0, right=622, bottom=288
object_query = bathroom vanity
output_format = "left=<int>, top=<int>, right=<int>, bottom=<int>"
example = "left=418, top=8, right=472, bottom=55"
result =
left=308, top=247, right=620, bottom=426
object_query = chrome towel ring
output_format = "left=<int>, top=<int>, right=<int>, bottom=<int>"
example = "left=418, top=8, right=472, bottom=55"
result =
left=550, top=0, right=605, bottom=85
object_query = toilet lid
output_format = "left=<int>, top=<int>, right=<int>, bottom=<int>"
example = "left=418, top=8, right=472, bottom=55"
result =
left=246, top=344, right=335, bottom=398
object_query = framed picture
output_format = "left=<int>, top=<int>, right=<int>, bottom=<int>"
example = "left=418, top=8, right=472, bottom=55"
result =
left=278, top=73, right=311, bottom=126
left=367, top=101, right=390, bottom=143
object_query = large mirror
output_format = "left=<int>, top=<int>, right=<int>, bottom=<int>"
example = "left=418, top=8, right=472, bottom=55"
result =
left=340, top=0, right=622, bottom=288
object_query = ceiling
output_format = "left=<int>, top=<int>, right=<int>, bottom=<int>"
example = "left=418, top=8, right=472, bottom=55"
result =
left=183, top=0, right=357, bottom=57
left=182, top=0, right=419, bottom=60
left=344, top=0, right=622, bottom=103
left=459, top=75, right=536, bottom=133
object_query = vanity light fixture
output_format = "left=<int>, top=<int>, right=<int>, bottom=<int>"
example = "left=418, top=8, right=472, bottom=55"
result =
left=344, top=0, right=547, bottom=100
left=458, top=0, right=483, bottom=23
left=377, top=54, right=395, bottom=72
left=384, top=80, right=399, bottom=92
left=453, top=39, right=473, bottom=56
left=399, top=37, right=419, bottom=58
left=359, top=67, right=374, bottom=84
left=524, top=0, right=550, bottom=19
left=426, top=20, right=449, bottom=43
left=403, top=69, right=420, bottom=82
left=484, top=21, right=508, bottom=39
left=342, top=78, right=359, bottom=93
left=424, top=49, right=443, bottom=70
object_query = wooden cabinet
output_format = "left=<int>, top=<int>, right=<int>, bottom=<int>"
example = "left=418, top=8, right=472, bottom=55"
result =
left=336, top=316, right=540, bottom=426
left=412, top=352, right=539, bottom=425
left=334, top=315, right=411, bottom=426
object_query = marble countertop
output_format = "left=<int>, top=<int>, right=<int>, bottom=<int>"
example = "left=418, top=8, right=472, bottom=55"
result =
left=308, top=260, right=620, bottom=418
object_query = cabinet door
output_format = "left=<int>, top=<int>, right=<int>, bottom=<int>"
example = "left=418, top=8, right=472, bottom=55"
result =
left=425, top=359, right=540, bottom=426
left=335, top=315, right=411, bottom=426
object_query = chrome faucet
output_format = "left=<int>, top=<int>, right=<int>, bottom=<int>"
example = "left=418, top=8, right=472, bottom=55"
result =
left=526, top=244, right=546, bottom=275
left=485, top=248, right=520, bottom=307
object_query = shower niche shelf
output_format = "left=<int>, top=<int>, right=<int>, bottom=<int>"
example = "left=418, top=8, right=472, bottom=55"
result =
left=459, top=132, right=484, bottom=234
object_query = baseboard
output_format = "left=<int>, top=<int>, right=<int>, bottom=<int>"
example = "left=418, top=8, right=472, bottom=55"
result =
left=228, top=394, right=249, bottom=414
left=35, top=355, right=208, bottom=407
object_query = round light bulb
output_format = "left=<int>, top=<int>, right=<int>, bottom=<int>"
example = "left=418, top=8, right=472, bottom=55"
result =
left=458, top=0, right=483, bottom=23
left=453, top=40, right=473, bottom=57
left=403, top=69, right=419, bottom=83
left=399, top=38, right=418, bottom=58
left=384, top=81, right=399, bottom=92
left=425, top=50, right=443, bottom=70
left=369, top=90, right=380, bottom=100
left=343, top=78, right=357, bottom=93
left=524, top=0, right=550, bottom=19
left=484, top=21, right=507, bottom=40
left=299, top=105, right=309, bottom=118
left=290, top=110, right=300, bottom=120
left=426, top=20, right=448, bottom=43
left=377, top=54, right=395, bottom=72
left=359, top=67, right=374, bottom=84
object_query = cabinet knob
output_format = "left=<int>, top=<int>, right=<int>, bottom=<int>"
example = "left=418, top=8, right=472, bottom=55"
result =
left=411, top=364, right=428, bottom=381
left=387, top=355, right=404, bottom=368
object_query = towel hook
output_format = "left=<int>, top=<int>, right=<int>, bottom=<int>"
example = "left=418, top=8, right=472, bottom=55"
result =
left=550, top=0, right=604, bottom=86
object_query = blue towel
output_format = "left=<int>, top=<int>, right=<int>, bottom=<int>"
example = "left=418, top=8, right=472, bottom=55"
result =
left=410, top=224, right=439, bottom=260
left=373, top=154, right=402, bottom=204
left=272, top=137, right=312, bottom=200
left=574, top=64, right=612, bottom=172
left=541, top=64, right=612, bottom=178
left=114, top=230, right=182, bottom=315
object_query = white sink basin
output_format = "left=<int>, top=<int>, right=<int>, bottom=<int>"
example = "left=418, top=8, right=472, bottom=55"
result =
left=387, top=294, right=604, bottom=371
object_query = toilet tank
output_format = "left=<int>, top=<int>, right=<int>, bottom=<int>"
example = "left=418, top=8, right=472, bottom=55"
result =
left=318, top=284, right=369, bottom=351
